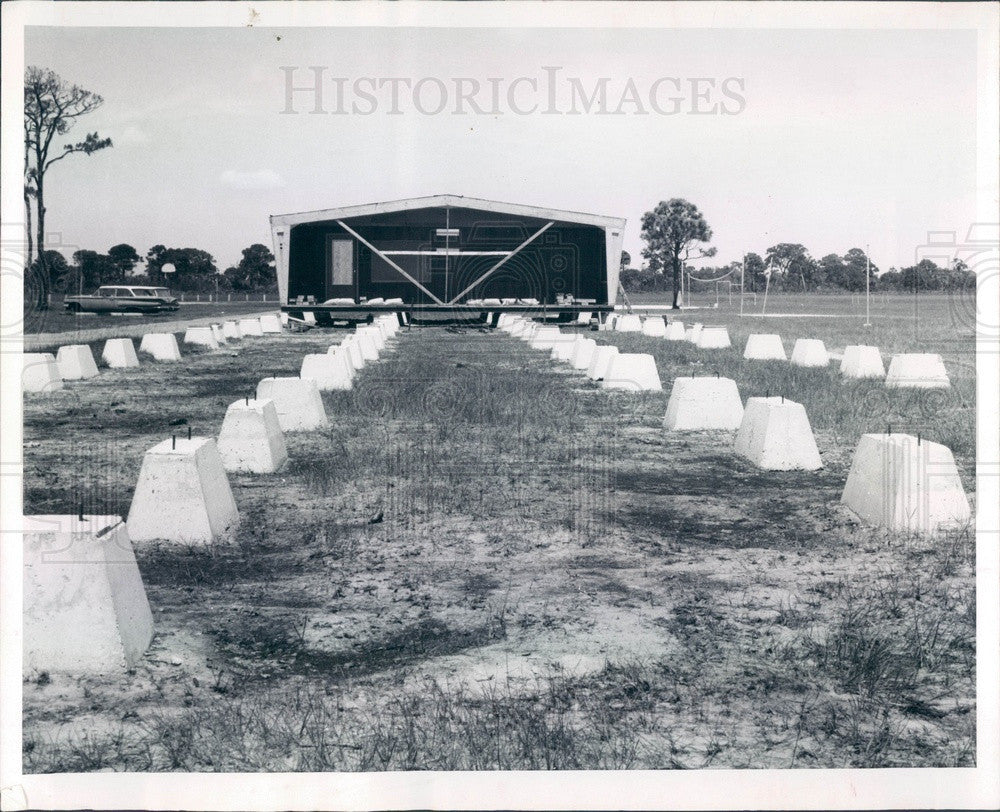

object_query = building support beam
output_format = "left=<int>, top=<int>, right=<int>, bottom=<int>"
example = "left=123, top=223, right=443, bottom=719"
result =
left=448, top=222, right=554, bottom=304
left=336, top=220, right=445, bottom=305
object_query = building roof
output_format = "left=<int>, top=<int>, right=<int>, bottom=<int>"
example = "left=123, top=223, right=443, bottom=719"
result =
left=270, top=194, right=626, bottom=230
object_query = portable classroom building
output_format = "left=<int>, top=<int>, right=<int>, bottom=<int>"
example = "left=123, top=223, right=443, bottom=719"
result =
left=270, top=195, right=625, bottom=319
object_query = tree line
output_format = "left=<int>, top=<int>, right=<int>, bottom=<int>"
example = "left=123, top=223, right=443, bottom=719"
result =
left=33, top=243, right=279, bottom=296
left=621, top=246, right=974, bottom=295
left=627, top=198, right=975, bottom=304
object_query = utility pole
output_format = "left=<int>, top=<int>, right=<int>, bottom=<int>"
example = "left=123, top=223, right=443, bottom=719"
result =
left=864, top=243, right=872, bottom=327
left=739, top=255, right=745, bottom=317
left=762, top=261, right=771, bottom=316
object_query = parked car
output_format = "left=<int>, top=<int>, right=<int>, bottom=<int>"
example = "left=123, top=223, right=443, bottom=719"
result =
left=64, top=286, right=180, bottom=314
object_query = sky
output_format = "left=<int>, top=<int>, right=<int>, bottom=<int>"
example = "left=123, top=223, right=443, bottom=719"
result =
left=24, top=24, right=978, bottom=272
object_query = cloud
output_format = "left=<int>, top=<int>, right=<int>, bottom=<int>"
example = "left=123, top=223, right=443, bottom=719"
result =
left=219, top=169, right=285, bottom=191
left=117, top=125, right=149, bottom=145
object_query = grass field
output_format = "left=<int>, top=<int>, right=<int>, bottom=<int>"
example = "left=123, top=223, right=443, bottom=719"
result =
left=24, top=297, right=278, bottom=337
left=22, top=294, right=976, bottom=771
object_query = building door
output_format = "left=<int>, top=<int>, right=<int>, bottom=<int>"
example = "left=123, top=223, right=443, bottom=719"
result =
left=328, top=239, right=354, bottom=300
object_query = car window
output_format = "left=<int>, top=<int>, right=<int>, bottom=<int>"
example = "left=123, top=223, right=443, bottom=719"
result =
left=118, top=289, right=134, bottom=297
left=97, top=287, right=112, bottom=296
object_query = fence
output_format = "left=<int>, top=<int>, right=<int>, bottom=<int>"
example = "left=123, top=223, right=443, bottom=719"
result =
left=175, top=292, right=272, bottom=303
left=46, top=292, right=274, bottom=305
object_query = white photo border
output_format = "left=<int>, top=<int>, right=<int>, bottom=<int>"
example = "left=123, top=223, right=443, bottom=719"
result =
left=1, top=2, right=997, bottom=810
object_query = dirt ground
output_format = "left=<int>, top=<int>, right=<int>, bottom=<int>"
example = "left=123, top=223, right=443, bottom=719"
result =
left=21, top=301, right=976, bottom=771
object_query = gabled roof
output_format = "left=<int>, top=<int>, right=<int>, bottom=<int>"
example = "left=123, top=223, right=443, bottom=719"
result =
left=271, top=194, right=626, bottom=230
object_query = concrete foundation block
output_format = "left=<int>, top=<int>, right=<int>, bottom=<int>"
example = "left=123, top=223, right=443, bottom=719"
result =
left=734, top=397, right=822, bottom=470
left=576, top=311, right=593, bottom=325
left=521, top=323, right=542, bottom=342
left=642, top=317, right=667, bottom=337
left=217, top=399, right=288, bottom=473
left=326, top=345, right=357, bottom=382
left=239, top=317, right=264, bottom=337
left=377, top=315, right=398, bottom=335
left=530, top=327, right=562, bottom=350
left=259, top=313, right=283, bottom=333
left=840, top=345, right=886, bottom=379
left=358, top=325, right=386, bottom=351
left=353, top=330, right=380, bottom=361
left=279, top=312, right=290, bottom=327
left=790, top=338, right=830, bottom=367
left=369, top=324, right=389, bottom=349
left=210, top=324, right=227, bottom=345
left=23, top=515, right=154, bottom=674
left=696, top=327, right=732, bottom=349
left=841, top=433, right=970, bottom=533
left=301, top=352, right=353, bottom=390
left=551, top=334, right=581, bottom=362
left=23, top=353, right=64, bottom=392
left=685, top=323, right=703, bottom=344
left=510, top=320, right=531, bottom=337
left=664, top=377, right=744, bottom=430
left=222, top=320, right=242, bottom=340
left=601, top=353, right=663, bottom=391
left=139, top=333, right=182, bottom=361
left=599, top=314, right=618, bottom=332
left=743, top=333, right=787, bottom=360
left=615, top=314, right=643, bottom=333
left=571, top=337, right=598, bottom=370
left=183, top=326, right=219, bottom=350
left=664, top=321, right=686, bottom=341
left=303, top=311, right=317, bottom=325
left=340, top=336, right=366, bottom=370
left=127, top=437, right=239, bottom=544
left=587, top=345, right=619, bottom=380
left=102, top=338, right=140, bottom=368
left=56, top=344, right=100, bottom=380
left=885, top=354, right=950, bottom=388
left=256, top=377, right=329, bottom=432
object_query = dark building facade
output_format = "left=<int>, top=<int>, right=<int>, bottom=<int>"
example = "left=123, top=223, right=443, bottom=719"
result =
left=271, top=195, right=626, bottom=310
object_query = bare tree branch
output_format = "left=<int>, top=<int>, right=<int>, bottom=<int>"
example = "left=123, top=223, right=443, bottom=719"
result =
left=23, top=66, right=112, bottom=310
